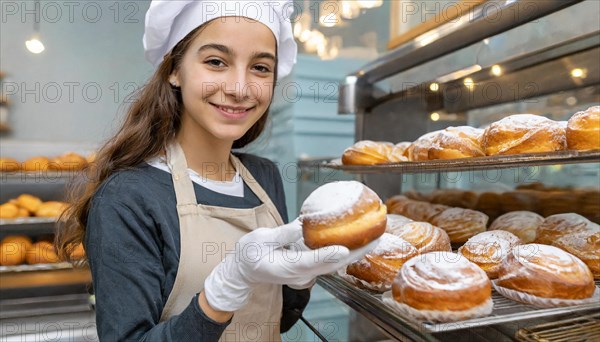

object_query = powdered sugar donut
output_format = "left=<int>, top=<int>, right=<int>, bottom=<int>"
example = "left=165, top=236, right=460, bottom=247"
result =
left=300, top=181, right=387, bottom=249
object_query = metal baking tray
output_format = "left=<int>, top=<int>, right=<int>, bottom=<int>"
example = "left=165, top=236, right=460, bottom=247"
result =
left=0, top=262, right=73, bottom=274
left=516, top=312, right=600, bottom=342
left=323, top=150, right=600, bottom=174
left=0, top=217, right=58, bottom=235
left=317, top=275, right=600, bottom=337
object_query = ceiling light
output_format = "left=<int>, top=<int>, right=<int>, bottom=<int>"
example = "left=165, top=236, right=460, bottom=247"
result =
left=491, top=65, right=503, bottom=76
left=429, top=83, right=440, bottom=92
left=430, top=112, right=440, bottom=121
left=570, top=68, right=586, bottom=79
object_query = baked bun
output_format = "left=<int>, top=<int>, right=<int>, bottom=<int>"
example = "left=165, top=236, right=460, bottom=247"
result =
left=386, top=196, right=448, bottom=222
left=430, top=189, right=479, bottom=209
left=496, top=244, right=595, bottom=299
left=474, top=192, right=503, bottom=221
left=500, top=190, right=540, bottom=213
left=430, top=208, right=488, bottom=243
left=0, top=236, right=33, bottom=266
left=25, top=241, right=59, bottom=264
left=406, top=127, right=485, bottom=161
left=481, top=114, right=567, bottom=155
left=458, top=230, right=521, bottom=279
left=0, top=203, right=20, bottom=219
left=49, top=152, right=88, bottom=171
left=22, top=156, right=50, bottom=172
left=390, top=221, right=451, bottom=253
left=35, top=201, right=68, bottom=218
left=300, top=181, right=387, bottom=249
left=385, top=214, right=413, bottom=234
left=534, top=213, right=600, bottom=245
left=346, top=233, right=417, bottom=286
left=16, top=194, right=42, bottom=214
left=342, top=141, right=399, bottom=165
left=489, top=211, right=544, bottom=243
left=392, top=252, right=491, bottom=311
left=70, top=243, right=86, bottom=261
left=0, top=158, right=20, bottom=172
left=553, top=232, right=599, bottom=279
left=567, top=106, right=600, bottom=151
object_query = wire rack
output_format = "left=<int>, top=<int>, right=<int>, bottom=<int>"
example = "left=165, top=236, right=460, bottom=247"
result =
left=317, top=275, right=600, bottom=336
left=516, top=312, right=600, bottom=342
left=323, top=150, right=600, bottom=174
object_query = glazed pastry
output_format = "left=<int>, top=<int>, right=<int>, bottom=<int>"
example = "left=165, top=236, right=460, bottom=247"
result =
left=35, top=201, right=68, bottom=218
left=0, top=158, right=20, bottom=172
left=0, top=203, right=19, bottom=219
left=385, top=214, right=413, bottom=234
left=25, top=241, right=59, bottom=264
left=430, top=189, right=479, bottom=209
left=496, top=244, right=595, bottom=299
left=458, top=230, right=521, bottom=279
left=342, top=141, right=397, bottom=165
left=481, top=114, right=567, bottom=155
left=567, top=106, right=600, bottom=151
left=49, top=152, right=88, bottom=171
left=406, top=126, right=485, bottom=161
left=300, top=181, right=387, bottom=249
left=430, top=208, right=489, bottom=243
left=392, top=251, right=491, bottom=311
left=534, top=213, right=600, bottom=245
left=390, top=221, right=451, bottom=253
left=346, top=233, right=418, bottom=287
left=489, top=211, right=544, bottom=243
left=16, top=194, right=43, bottom=214
left=553, top=232, right=600, bottom=279
left=22, top=156, right=50, bottom=172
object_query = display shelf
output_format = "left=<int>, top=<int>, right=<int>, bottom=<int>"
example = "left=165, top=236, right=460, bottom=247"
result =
left=516, top=312, right=600, bottom=342
left=0, top=262, right=72, bottom=274
left=323, top=150, right=600, bottom=174
left=317, top=274, right=600, bottom=338
left=0, top=218, right=58, bottom=235
left=0, top=267, right=91, bottom=290
left=0, top=293, right=93, bottom=319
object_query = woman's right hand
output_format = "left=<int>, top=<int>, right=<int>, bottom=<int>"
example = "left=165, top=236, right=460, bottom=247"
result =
left=203, top=219, right=379, bottom=312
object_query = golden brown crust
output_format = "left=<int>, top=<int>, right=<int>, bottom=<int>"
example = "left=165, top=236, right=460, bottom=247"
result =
left=534, top=213, right=600, bottom=245
left=386, top=196, right=449, bottom=222
left=474, top=192, right=503, bottom=221
left=553, top=232, right=600, bottom=279
left=430, top=208, right=488, bottom=243
left=35, top=201, right=68, bottom=218
left=489, top=211, right=543, bottom=243
left=407, top=127, right=485, bottom=161
left=26, top=241, right=59, bottom=264
left=430, top=189, right=479, bottom=209
left=346, top=234, right=417, bottom=286
left=567, top=106, right=600, bottom=151
left=342, top=141, right=395, bottom=165
left=458, top=230, right=521, bottom=279
left=301, top=182, right=387, bottom=250
left=16, top=194, right=42, bottom=214
left=392, top=252, right=491, bottom=311
left=500, top=190, right=541, bottom=213
left=481, top=114, right=567, bottom=155
left=22, top=156, right=50, bottom=172
left=49, top=152, right=88, bottom=171
left=0, top=203, right=20, bottom=219
left=496, top=244, right=595, bottom=299
left=0, top=158, right=20, bottom=172
left=389, top=221, right=452, bottom=253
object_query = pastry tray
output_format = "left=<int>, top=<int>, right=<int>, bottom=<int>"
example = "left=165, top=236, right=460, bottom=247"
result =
left=323, top=150, right=600, bottom=174
left=317, top=274, right=600, bottom=338
left=0, top=217, right=58, bottom=235
left=0, top=262, right=73, bottom=273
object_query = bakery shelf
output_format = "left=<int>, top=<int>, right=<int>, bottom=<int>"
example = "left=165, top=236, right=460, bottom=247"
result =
left=515, top=312, right=600, bottom=342
left=323, top=150, right=600, bottom=174
left=0, top=218, right=58, bottom=235
left=0, top=293, right=93, bottom=320
left=316, top=274, right=600, bottom=339
left=0, top=262, right=73, bottom=274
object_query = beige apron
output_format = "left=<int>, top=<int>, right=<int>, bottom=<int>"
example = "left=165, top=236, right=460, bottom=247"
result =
left=160, top=143, right=284, bottom=342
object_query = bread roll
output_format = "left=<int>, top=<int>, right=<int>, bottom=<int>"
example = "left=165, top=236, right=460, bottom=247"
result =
left=496, top=244, right=595, bottom=300
left=0, top=235, right=33, bottom=266
left=0, top=203, right=19, bottom=219
left=22, top=156, right=50, bottom=172
left=538, top=191, right=578, bottom=217
left=553, top=232, right=599, bottom=279
left=25, top=241, right=59, bottom=264
left=458, top=230, right=521, bottom=279
left=342, top=141, right=399, bottom=165
left=346, top=233, right=417, bottom=287
left=481, top=114, right=567, bottom=155
left=0, top=158, right=20, bottom=172
left=430, top=189, right=479, bottom=209
left=474, top=192, right=503, bottom=221
left=567, top=106, right=600, bottom=151
left=49, top=152, right=88, bottom=171
left=70, top=243, right=86, bottom=260
left=300, top=181, right=387, bottom=249
left=406, top=127, right=485, bottom=161
left=390, top=221, right=451, bottom=254
left=535, top=213, right=600, bottom=245
left=35, top=201, right=68, bottom=218
left=430, top=208, right=488, bottom=243
left=489, top=211, right=544, bottom=243
left=16, top=194, right=42, bottom=214
left=392, top=252, right=491, bottom=311
left=500, top=190, right=540, bottom=213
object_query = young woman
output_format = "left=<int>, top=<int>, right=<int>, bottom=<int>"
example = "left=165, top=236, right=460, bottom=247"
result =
left=56, top=1, right=376, bottom=341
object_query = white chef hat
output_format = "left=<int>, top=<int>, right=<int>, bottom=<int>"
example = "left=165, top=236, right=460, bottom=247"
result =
left=143, top=0, right=297, bottom=80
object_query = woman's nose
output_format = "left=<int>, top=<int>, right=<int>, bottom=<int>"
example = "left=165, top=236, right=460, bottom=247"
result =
left=222, top=69, right=251, bottom=101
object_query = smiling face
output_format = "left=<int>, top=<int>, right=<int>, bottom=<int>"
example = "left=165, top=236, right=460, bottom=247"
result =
left=171, top=17, right=277, bottom=146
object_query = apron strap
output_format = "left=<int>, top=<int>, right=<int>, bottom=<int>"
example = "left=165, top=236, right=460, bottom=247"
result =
left=230, top=154, right=285, bottom=226
left=166, top=143, right=198, bottom=206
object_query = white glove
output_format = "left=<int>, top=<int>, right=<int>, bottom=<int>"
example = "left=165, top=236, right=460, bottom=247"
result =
left=204, top=219, right=380, bottom=312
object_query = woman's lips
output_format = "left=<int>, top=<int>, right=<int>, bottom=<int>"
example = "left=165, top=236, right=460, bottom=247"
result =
left=211, top=103, right=254, bottom=119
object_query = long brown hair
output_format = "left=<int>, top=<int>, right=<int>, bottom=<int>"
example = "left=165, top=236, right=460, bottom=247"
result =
left=56, top=22, right=276, bottom=262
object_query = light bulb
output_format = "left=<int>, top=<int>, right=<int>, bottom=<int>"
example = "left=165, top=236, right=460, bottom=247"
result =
left=26, top=36, right=45, bottom=54
left=570, top=68, right=586, bottom=78
left=430, top=112, right=440, bottom=121
left=464, top=78, right=475, bottom=90
left=429, top=83, right=439, bottom=92
left=491, top=65, right=503, bottom=76
left=357, top=0, right=383, bottom=9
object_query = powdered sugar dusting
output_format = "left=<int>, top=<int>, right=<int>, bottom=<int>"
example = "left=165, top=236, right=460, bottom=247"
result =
left=370, top=233, right=416, bottom=256
left=401, top=252, right=488, bottom=290
left=460, top=231, right=521, bottom=262
left=300, top=181, right=374, bottom=222
left=511, top=244, right=587, bottom=274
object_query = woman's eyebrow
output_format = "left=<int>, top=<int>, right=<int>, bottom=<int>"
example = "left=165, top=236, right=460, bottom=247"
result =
left=197, top=44, right=275, bottom=62
left=251, top=52, right=276, bottom=62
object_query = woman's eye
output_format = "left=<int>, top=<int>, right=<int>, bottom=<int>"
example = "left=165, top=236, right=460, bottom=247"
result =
left=253, top=65, right=272, bottom=73
left=205, top=59, right=225, bottom=67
